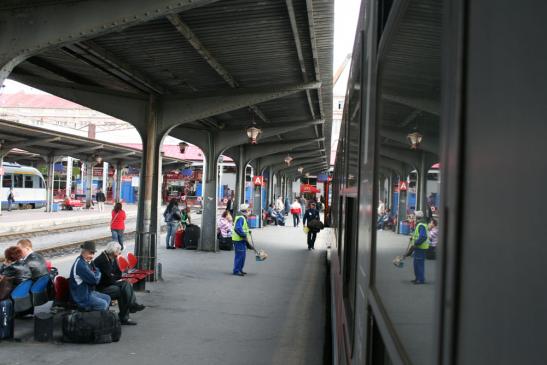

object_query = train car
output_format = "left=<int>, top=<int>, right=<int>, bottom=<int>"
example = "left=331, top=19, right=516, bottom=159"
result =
left=1, top=162, right=47, bottom=209
left=329, top=0, right=546, bottom=364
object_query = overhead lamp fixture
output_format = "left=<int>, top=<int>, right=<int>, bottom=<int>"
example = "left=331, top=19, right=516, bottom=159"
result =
left=284, top=154, right=293, bottom=166
left=179, top=141, right=189, bottom=154
left=305, top=172, right=310, bottom=178
left=246, top=126, right=262, bottom=144
left=407, top=131, right=423, bottom=150
left=93, top=154, right=103, bottom=164
left=297, top=167, right=304, bottom=173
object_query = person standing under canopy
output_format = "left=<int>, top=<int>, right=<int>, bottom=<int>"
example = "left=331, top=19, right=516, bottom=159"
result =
left=232, top=204, right=251, bottom=277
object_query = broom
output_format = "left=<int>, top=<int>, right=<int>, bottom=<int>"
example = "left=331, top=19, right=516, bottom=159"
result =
left=249, top=232, right=268, bottom=261
left=393, top=239, right=414, bottom=268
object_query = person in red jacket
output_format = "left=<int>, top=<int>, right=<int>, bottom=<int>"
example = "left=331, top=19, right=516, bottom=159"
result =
left=110, top=202, right=126, bottom=250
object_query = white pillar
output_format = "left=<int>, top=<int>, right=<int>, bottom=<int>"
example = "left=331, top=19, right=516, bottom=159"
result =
left=66, top=157, right=73, bottom=198
left=102, top=162, right=108, bottom=192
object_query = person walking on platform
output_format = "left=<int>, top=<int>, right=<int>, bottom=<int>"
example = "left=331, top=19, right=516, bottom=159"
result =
left=96, top=188, right=106, bottom=212
left=69, top=241, right=111, bottom=311
left=94, top=242, right=145, bottom=325
left=410, top=211, right=430, bottom=284
left=303, top=202, right=321, bottom=250
left=110, top=202, right=126, bottom=250
left=7, top=188, right=15, bottom=211
left=16, top=239, right=48, bottom=280
left=290, top=199, right=302, bottom=227
left=299, top=196, right=307, bottom=221
left=163, top=199, right=181, bottom=249
left=232, top=204, right=251, bottom=276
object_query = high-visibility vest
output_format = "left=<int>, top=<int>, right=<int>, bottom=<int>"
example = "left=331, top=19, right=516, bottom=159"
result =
left=412, top=222, right=430, bottom=249
left=232, top=215, right=250, bottom=242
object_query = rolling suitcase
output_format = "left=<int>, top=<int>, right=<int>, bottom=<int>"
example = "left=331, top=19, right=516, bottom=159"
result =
left=183, top=224, right=200, bottom=249
left=175, top=228, right=185, bottom=249
left=0, top=299, right=15, bottom=340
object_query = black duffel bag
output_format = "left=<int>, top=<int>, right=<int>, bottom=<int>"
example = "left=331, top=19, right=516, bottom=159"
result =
left=62, top=310, right=121, bottom=344
left=307, top=219, right=324, bottom=232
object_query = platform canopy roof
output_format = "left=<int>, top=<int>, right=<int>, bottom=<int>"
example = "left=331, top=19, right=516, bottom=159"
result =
left=2, top=0, right=334, bottom=173
left=0, top=119, right=189, bottom=167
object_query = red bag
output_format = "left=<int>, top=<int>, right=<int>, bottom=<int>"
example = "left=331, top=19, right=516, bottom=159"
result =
left=175, top=229, right=185, bottom=249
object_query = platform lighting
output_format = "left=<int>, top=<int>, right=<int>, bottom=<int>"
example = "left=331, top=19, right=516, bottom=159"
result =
left=246, top=126, right=262, bottom=144
left=407, top=131, right=423, bottom=149
left=297, top=167, right=304, bottom=173
left=179, top=142, right=189, bottom=154
left=94, top=154, right=103, bottom=164
left=284, top=154, right=293, bottom=166
left=305, top=172, right=310, bottom=178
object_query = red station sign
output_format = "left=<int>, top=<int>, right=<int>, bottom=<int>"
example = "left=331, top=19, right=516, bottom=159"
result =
left=253, top=176, right=264, bottom=186
left=399, top=181, right=408, bottom=191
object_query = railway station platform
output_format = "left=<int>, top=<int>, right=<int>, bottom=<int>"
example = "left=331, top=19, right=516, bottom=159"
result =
left=1, top=224, right=329, bottom=365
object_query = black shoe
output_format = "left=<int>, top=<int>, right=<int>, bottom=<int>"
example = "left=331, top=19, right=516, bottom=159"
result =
left=241, top=271, right=247, bottom=275
left=308, top=248, right=311, bottom=251
left=233, top=272, right=244, bottom=276
left=130, top=304, right=146, bottom=313
left=121, top=319, right=138, bottom=325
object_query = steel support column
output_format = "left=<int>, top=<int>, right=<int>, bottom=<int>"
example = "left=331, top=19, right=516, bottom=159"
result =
left=0, top=154, right=4, bottom=215
left=417, top=152, right=428, bottom=212
left=235, top=145, right=246, bottom=213
left=66, top=157, right=73, bottom=198
left=85, top=161, right=94, bottom=209
left=267, top=167, right=273, bottom=206
left=200, top=135, right=218, bottom=252
left=46, top=156, right=56, bottom=212
left=114, top=162, right=123, bottom=202
left=135, top=97, right=162, bottom=289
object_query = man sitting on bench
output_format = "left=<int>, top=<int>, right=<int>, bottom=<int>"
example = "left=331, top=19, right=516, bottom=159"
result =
left=94, top=242, right=145, bottom=326
left=69, top=241, right=111, bottom=311
left=16, top=239, right=48, bottom=280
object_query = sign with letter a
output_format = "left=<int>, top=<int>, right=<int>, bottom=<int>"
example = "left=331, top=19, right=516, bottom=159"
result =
left=253, top=176, right=264, bottom=186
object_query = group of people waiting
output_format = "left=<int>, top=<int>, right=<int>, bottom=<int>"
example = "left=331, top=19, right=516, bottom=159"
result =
left=163, top=199, right=192, bottom=249
left=0, top=238, right=145, bottom=325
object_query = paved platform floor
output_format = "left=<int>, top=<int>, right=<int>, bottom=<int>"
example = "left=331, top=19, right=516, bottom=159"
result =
left=1, top=225, right=328, bottom=365
left=375, top=230, right=436, bottom=365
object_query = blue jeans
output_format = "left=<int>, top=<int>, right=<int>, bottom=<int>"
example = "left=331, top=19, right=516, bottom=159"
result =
left=233, top=241, right=247, bottom=274
left=87, top=291, right=111, bottom=311
left=111, top=229, right=124, bottom=250
left=413, top=248, right=427, bottom=283
left=166, top=222, right=178, bottom=248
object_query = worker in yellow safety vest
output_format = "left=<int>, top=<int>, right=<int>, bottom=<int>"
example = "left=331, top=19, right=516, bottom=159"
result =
left=411, top=210, right=430, bottom=284
left=231, top=204, right=251, bottom=276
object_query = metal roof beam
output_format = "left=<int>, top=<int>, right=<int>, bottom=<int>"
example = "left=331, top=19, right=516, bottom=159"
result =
left=244, top=138, right=323, bottom=162
left=75, top=40, right=167, bottom=95
left=2, top=136, right=61, bottom=151
left=285, top=0, right=316, bottom=122
left=0, top=0, right=222, bottom=85
left=59, top=144, right=104, bottom=154
left=102, top=151, right=136, bottom=161
left=215, top=119, right=323, bottom=153
left=26, top=56, right=102, bottom=87
left=167, top=14, right=272, bottom=126
left=304, top=0, right=324, bottom=118
left=383, top=94, right=440, bottom=116
left=161, top=82, right=321, bottom=131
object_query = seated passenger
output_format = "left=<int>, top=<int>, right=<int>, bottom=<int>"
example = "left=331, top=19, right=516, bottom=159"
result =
left=0, top=246, right=32, bottom=286
left=16, top=239, right=49, bottom=280
left=93, top=242, right=145, bottom=326
left=69, top=241, right=111, bottom=311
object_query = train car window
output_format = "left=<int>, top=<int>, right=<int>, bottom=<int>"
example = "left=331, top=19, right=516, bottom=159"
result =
left=24, top=175, right=33, bottom=188
left=2, top=174, right=13, bottom=188
left=13, top=174, right=23, bottom=188
left=38, top=177, right=45, bottom=189
left=371, top=0, right=443, bottom=363
left=343, top=197, right=358, bottom=335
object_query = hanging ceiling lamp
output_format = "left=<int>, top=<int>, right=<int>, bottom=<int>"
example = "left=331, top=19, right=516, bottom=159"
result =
left=246, top=126, right=262, bottom=144
left=407, top=131, right=423, bottom=149
left=179, top=141, right=189, bottom=154
left=297, top=167, right=304, bottom=173
left=93, top=154, right=103, bottom=164
left=284, top=154, right=293, bottom=166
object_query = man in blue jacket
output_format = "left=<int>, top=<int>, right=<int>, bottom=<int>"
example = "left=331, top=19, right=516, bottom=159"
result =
left=69, top=241, right=111, bottom=311
left=232, top=204, right=251, bottom=276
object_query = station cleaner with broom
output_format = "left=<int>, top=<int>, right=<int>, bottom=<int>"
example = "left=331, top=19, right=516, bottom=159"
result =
left=231, top=204, right=267, bottom=276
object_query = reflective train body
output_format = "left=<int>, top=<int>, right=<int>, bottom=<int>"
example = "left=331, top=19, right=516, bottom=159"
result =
left=328, top=0, right=547, bottom=364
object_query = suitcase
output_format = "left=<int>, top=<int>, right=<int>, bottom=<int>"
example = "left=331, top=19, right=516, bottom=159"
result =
left=183, top=224, right=200, bottom=249
left=62, top=310, right=121, bottom=344
left=218, top=236, right=232, bottom=251
left=0, top=299, right=14, bottom=340
left=175, top=229, right=185, bottom=249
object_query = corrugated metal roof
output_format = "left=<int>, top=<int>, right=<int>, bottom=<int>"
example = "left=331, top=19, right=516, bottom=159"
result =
left=9, top=0, right=334, bottom=168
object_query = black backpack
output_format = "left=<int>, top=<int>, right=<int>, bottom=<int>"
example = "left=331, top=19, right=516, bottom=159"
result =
left=62, top=310, right=121, bottom=344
